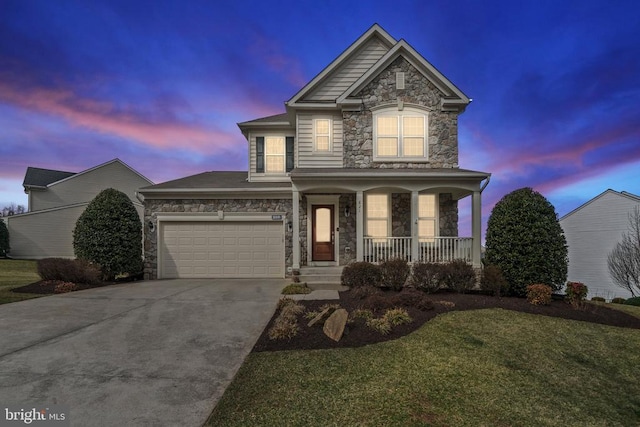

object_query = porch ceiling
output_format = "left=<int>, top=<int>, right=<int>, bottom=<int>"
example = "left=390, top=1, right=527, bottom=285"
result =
left=290, top=168, right=490, bottom=199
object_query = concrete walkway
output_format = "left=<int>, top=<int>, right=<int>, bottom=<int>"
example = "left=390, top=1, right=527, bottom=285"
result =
left=0, top=279, right=284, bottom=426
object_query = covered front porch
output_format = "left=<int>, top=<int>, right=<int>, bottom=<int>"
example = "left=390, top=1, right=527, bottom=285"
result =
left=290, top=168, right=490, bottom=269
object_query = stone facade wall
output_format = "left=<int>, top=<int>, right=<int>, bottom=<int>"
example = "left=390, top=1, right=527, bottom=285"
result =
left=143, top=199, right=293, bottom=279
left=343, top=57, right=459, bottom=169
left=392, top=193, right=411, bottom=237
left=339, top=194, right=356, bottom=265
left=439, top=193, right=458, bottom=237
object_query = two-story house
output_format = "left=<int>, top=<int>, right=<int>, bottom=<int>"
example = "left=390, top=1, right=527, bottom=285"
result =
left=139, top=24, right=490, bottom=280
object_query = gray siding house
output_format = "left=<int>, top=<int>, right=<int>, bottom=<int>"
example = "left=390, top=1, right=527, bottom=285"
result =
left=560, top=189, right=640, bottom=300
left=7, top=159, right=152, bottom=259
left=139, top=24, right=491, bottom=280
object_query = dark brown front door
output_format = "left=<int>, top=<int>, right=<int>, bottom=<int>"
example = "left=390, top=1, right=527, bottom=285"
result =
left=312, top=205, right=334, bottom=261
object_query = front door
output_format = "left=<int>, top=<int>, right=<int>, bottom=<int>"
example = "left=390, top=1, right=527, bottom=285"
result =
left=312, top=205, right=335, bottom=261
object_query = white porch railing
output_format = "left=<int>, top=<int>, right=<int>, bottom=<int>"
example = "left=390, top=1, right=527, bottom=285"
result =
left=363, top=237, right=473, bottom=264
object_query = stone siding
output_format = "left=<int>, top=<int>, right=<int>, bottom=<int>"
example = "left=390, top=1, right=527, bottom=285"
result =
left=339, top=194, right=356, bottom=264
left=344, top=57, right=459, bottom=169
left=143, top=199, right=293, bottom=279
left=439, top=193, right=458, bottom=237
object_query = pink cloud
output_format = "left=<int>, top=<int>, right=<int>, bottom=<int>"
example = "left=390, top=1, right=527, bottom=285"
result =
left=248, top=34, right=307, bottom=88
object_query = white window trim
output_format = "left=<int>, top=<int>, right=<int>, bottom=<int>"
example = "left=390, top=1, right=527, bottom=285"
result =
left=373, top=107, right=429, bottom=162
left=265, top=136, right=285, bottom=173
left=313, top=118, right=332, bottom=152
left=365, top=193, right=391, bottom=239
left=418, top=193, right=439, bottom=242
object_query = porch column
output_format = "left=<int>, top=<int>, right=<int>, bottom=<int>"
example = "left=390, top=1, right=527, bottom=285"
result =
left=292, top=189, right=300, bottom=270
left=411, top=191, right=419, bottom=262
left=472, top=190, right=482, bottom=267
left=356, top=190, right=364, bottom=261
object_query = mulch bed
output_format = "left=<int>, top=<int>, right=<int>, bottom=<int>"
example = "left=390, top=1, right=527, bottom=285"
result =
left=253, top=288, right=640, bottom=352
left=11, top=277, right=140, bottom=294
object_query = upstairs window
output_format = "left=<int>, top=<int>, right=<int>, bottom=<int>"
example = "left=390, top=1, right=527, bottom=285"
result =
left=256, top=136, right=294, bottom=174
left=314, top=119, right=331, bottom=151
left=374, top=108, right=428, bottom=161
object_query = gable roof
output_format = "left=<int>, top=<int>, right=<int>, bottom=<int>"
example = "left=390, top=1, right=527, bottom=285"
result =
left=23, top=158, right=153, bottom=191
left=559, top=189, right=640, bottom=221
left=287, top=24, right=396, bottom=106
left=23, top=167, right=76, bottom=189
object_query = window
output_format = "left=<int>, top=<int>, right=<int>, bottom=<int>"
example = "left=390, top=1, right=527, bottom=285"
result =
left=366, top=194, right=389, bottom=240
left=374, top=108, right=427, bottom=160
left=256, top=136, right=294, bottom=174
left=314, top=119, right=331, bottom=151
left=418, top=194, right=437, bottom=242
left=265, top=137, right=285, bottom=173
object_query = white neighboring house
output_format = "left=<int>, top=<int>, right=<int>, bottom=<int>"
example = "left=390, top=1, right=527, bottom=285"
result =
left=6, top=159, right=153, bottom=259
left=559, top=189, right=640, bottom=301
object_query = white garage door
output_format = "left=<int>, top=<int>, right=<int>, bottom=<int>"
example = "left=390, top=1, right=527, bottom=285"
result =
left=160, top=221, right=284, bottom=278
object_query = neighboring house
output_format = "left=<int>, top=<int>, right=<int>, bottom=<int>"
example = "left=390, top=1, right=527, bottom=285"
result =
left=139, top=24, right=491, bottom=280
left=560, top=189, right=640, bottom=301
left=7, top=159, right=153, bottom=259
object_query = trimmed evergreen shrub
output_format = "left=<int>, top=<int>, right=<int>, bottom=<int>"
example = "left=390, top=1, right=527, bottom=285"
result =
left=379, top=258, right=410, bottom=291
left=0, top=218, right=9, bottom=257
left=73, top=188, right=143, bottom=281
left=485, top=187, right=568, bottom=297
left=590, top=296, right=606, bottom=302
left=623, top=296, right=640, bottom=306
left=341, top=262, right=382, bottom=288
left=481, top=264, right=509, bottom=296
left=37, top=258, right=101, bottom=284
left=611, top=297, right=627, bottom=304
left=440, top=260, right=476, bottom=293
left=409, top=262, right=443, bottom=293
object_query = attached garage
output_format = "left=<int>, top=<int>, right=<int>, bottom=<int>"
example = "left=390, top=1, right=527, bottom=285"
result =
left=159, top=220, right=284, bottom=279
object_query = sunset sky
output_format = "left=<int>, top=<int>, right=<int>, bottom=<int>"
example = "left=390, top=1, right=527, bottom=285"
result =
left=1, top=0, right=639, bottom=235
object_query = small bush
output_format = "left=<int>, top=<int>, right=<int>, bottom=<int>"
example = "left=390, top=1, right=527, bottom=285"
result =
left=526, top=284, right=552, bottom=306
left=37, top=258, right=101, bottom=285
left=591, top=296, right=606, bottom=302
left=53, top=281, right=79, bottom=294
left=379, top=258, right=410, bottom=291
left=341, top=262, right=382, bottom=288
left=350, top=285, right=381, bottom=300
left=565, top=281, right=588, bottom=308
left=269, top=298, right=304, bottom=340
left=611, top=297, right=627, bottom=304
left=350, top=309, right=374, bottom=321
left=389, top=290, right=434, bottom=311
left=623, top=296, right=640, bottom=307
left=383, top=308, right=413, bottom=326
left=481, top=265, right=509, bottom=296
left=440, top=260, right=476, bottom=293
left=410, top=262, right=443, bottom=293
left=361, top=294, right=396, bottom=312
left=366, top=318, right=392, bottom=335
left=281, top=283, right=311, bottom=295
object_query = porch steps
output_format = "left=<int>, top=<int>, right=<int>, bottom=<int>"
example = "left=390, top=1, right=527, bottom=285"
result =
left=298, top=266, right=347, bottom=291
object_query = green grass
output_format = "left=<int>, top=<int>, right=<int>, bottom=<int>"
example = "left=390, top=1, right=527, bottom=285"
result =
left=0, top=259, right=44, bottom=304
left=208, top=309, right=640, bottom=426
left=601, top=301, right=640, bottom=319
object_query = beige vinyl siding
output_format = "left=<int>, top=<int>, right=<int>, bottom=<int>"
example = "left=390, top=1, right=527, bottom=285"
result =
left=30, top=161, right=151, bottom=211
left=304, top=36, right=390, bottom=102
left=297, top=114, right=343, bottom=168
left=248, top=131, right=295, bottom=182
left=6, top=203, right=144, bottom=259
left=560, top=191, right=640, bottom=301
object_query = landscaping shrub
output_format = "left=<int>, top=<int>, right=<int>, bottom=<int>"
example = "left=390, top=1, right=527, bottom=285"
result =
left=0, top=218, right=9, bottom=257
left=350, top=309, right=374, bottom=321
left=481, top=264, right=509, bottom=296
left=440, top=260, right=476, bottom=293
left=350, top=285, right=381, bottom=300
left=611, top=297, right=627, bottom=304
left=526, top=284, right=552, bottom=306
left=390, top=290, right=434, bottom=311
left=361, top=294, right=396, bottom=312
left=365, top=308, right=412, bottom=335
left=485, top=187, right=568, bottom=296
left=591, top=296, right=606, bottom=302
left=269, top=298, right=304, bottom=340
left=341, top=262, right=381, bottom=288
left=37, top=258, right=101, bottom=285
left=281, top=283, right=311, bottom=294
left=73, top=188, right=143, bottom=281
left=565, top=281, right=588, bottom=308
left=409, top=262, right=443, bottom=293
left=379, top=258, right=410, bottom=291
left=623, top=296, right=640, bottom=306
left=53, top=281, right=79, bottom=294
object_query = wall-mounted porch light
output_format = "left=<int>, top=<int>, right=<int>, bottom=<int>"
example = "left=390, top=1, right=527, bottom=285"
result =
left=287, top=221, right=293, bottom=232
left=344, top=205, right=351, bottom=217
left=148, top=221, right=155, bottom=232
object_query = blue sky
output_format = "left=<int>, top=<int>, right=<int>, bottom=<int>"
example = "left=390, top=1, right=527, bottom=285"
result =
left=1, top=0, right=639, bottom=235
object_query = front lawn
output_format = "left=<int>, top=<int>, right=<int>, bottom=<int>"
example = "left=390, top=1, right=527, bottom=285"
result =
left=0, top=259, right=45, bottom=304
left=208, top=308, right=640, bottom=426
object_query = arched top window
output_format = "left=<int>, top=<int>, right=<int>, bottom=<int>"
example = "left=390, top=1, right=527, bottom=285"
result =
left=373, top=107, right=428, bottom=162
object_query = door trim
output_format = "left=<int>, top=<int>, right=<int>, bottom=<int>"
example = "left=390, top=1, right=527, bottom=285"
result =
left=306, top=195, right=339, bottom=266
left=312, top=205, right=335, bottom=261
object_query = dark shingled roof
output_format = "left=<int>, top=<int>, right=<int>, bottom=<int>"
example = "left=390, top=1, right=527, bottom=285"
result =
left=23, top=167, right=76, bottom=188
left=140, top=171, right=291, bottom=190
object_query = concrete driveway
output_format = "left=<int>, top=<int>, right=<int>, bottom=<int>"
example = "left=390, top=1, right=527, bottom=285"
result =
left=0, top=279, right=284, bottom=426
